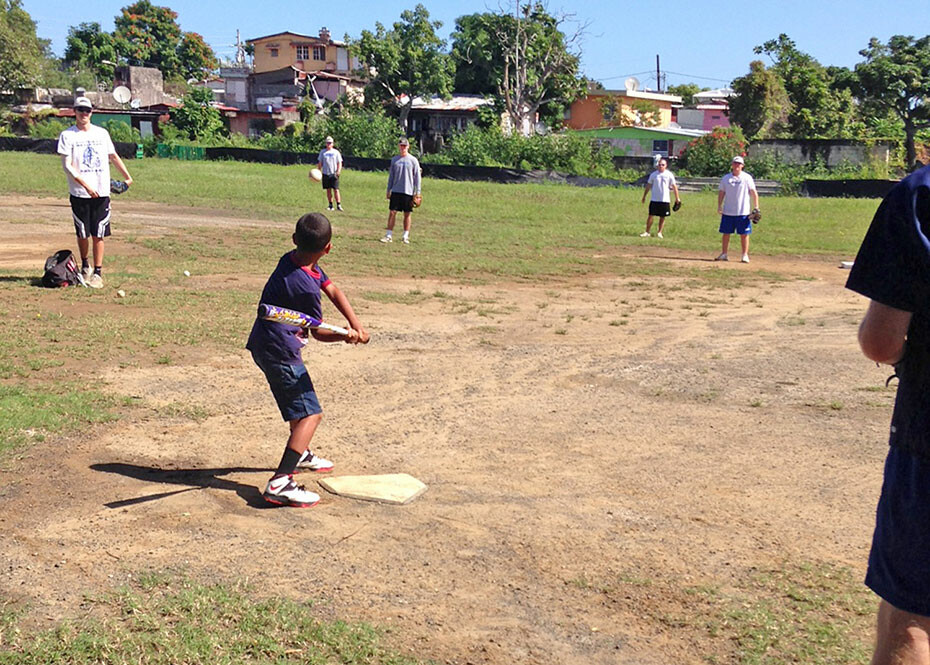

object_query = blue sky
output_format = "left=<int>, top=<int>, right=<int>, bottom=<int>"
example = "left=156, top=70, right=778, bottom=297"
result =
left=23, top=0, right=930, bottom=90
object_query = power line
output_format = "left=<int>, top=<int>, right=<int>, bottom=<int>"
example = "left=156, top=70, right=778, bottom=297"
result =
left=597, top=70, right=654, bottom=82
left=664, top=70, right=733, bottom=84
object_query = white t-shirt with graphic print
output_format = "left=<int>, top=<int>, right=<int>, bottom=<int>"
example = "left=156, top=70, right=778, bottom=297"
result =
left=57, top=124, right=116, bottom=198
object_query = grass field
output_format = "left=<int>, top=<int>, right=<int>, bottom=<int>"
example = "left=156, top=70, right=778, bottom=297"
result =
left=0, top=151, right=887, bottom=664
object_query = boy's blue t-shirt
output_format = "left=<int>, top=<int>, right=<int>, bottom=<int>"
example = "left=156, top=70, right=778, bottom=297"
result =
left=247, top=252, right=331, bottom=365
left=846, top=165, right=930, bottom=459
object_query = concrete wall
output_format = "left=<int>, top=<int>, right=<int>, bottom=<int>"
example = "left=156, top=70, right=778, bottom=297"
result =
left=113, top=66, right=164, bottom=108
left=565, top=94, right=674, bottom=130
left=748, top=139, right=891, bottom=168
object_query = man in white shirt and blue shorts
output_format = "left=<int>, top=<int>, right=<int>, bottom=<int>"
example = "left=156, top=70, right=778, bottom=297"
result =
left=715, top=156, right=759, bottom=264
left=640, top=157, right=680, bottom=238
left=57, top=96, right=133, bottom=288
left=317, top=136, right=343, bottom=212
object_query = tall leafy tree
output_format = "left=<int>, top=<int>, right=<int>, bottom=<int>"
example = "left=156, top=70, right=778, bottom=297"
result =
left=113, top=1, right=182, bottom=76
left=64, top=22, right=119, bottom=81
left=177, top=32, right=217, bottom=81
left=349, top=4, right=454, bottom=132
left=754, top=34, right=857, bottom=138
left=856, top=35, right=930, bottom=170
left=0, top=0, right=46, bottom=90
left=729, top=60, right=791, bottom=139
left=450, top=4, right=585, bottom=129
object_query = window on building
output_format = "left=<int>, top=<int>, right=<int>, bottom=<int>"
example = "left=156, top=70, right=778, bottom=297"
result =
left=652, top=140, right=669, bottom=156
left=313, top=46, right=325, bottom=60
left=296, top=45, right=310, bottom=60
left=270, top=48, right=278, bottom=58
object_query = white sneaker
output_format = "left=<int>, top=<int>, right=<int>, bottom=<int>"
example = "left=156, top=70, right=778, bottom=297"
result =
left=296, top=450, right=333, bottom=473
left=639, top=231, right=651, bottom=237
left=82, top=266, right=93, bottom=279
left=262, top=475, right=320, bottom=507
left=86, top=273, right=104, bottom=288
left=741, top=254, right=750, bottom=263
left=657, top=232, right=664, bottom=238
left=714, top=253, right=728, bottom=262
left=380, top=234, right=392, bottom=243
left=402, top=236, right=410, bottom=244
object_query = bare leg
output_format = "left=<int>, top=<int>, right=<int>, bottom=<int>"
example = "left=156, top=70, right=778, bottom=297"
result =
left=644, top=215, right=654, bottom=234
left=872, top=600, right=930, bottom=665
left=402, top=211, right=412, bottom=233
left=740, top=234, right=750, bottom=258
left=92, top=237, right=104, bottom=269
left=326, top=189, right=333, bottom=204
left=335, top=189, right=341, bottom=204
left=77, top=236, right=90, bottom=263
left=657, top=216, right=667, bottom=234
left=286, top=413, right=323, bottom=456
left=721, top=234, right=731, bottom=255
left=386, top=210, right=397, bottom=232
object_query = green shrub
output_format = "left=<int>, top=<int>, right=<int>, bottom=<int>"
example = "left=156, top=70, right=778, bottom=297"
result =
left=679, top=127, right=748, bottom=176
left=27, top=118, right=70, bottom=139
left=101, top=119, right=141, bottom=144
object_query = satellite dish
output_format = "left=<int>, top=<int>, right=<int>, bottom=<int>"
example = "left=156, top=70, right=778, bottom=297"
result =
left=113, top=85, right=131, bottom=104
left=534, top=121, right=548, bottom=136
left=130, top=98, right=141, bottom=109
left=624, top=77, right=640, bottom=92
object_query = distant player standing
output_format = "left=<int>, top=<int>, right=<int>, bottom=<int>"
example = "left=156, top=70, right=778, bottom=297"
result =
left=380, top=137, right=421, bottom=245
left=715, top=156, right=759, bottom=263
left=317, top=136, right=343, bottom=211
left=57, top=96, right=133, bottom=288
left=640, top=157, right=680, bottom=238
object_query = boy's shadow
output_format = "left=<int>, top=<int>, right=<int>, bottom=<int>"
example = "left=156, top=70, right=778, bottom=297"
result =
left=90, top=463, right=273, bottom=509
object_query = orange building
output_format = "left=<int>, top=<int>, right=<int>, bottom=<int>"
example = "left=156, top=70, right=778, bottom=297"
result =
left=247, top=28, right=359, bottom=76
left=565, top=87, right=682, bottom=130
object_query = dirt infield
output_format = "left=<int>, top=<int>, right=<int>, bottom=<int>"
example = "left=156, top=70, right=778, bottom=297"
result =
left=0, top=195, right=887, bottom=664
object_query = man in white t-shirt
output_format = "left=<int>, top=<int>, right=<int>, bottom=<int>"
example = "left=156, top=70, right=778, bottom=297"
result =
left=715, top=156, right=759, bottom=263
left=640, top=157, right=681, bottom=238
left=57, top=96, right=133, bottom=288
left=316, top=136, right=343, bottom=211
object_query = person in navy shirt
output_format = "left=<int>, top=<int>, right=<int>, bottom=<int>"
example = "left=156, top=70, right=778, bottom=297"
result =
left=847, top=165, right=930, bottom=663
left=247, top=212, right=369, bottom=507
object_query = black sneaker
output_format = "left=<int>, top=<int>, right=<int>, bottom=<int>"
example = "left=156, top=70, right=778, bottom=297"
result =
left=262, top=475, right=320, bottom=507
left=327, top=203, right=334, bottom=211
left=336, top=204, right=343, bottom=211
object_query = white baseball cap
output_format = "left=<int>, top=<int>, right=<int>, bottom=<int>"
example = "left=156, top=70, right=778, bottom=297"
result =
left=731, top=155, right=744, bottom=164
left=73, top=96, right=93, bottom=110
left=324, top=136, right=333, bottom=143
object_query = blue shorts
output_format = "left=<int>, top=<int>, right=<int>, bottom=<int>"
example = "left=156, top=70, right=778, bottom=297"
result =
left=252, top=353, right=322, bottom=421
left=866, top=446, right=930, bottom=616
left=719, top=214, right=752, bottom=235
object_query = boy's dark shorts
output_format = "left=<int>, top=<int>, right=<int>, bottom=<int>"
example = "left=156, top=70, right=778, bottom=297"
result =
left=389, top=192, right=414, bottom=213
left=70, top=195, right=111, bottom=239
left=866, top=446, right=930, bottom=617
left=322, top=174, right=339, bottom=190
left=648, top=201, right=671, bottom=217
left=252, top=353, right=322, bottom=421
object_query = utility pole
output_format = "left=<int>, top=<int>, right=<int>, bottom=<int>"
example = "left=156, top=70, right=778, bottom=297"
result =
left=656, top=54, right=661, bottom=92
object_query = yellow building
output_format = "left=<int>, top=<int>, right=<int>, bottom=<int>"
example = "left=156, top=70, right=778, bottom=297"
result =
left=565, top=83, right=681, bottom=130
left=247, top=28, right=359, bottom=76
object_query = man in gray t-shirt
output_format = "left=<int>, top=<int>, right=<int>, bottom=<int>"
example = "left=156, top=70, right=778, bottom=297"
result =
left=380, top=137, right=421, bottom=244
left=316, top=136, right=343, bottom=211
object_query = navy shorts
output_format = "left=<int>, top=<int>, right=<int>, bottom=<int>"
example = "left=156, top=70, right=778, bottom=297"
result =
left=866, top=446, right=930, bottom=616
left=70, top=195, right=111, bottom=239
left=389, top=192, right=414, bottom=213
left=648, top=201, right=671, bottom=217
left=719, top=214, right=751, bottom=235
left=252, top=354, right=322, bottom=421
left=322, top=174, right=339, bottom=190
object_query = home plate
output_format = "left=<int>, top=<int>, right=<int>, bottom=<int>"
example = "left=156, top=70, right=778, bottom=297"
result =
left=318, top=473, right=427, bottom=505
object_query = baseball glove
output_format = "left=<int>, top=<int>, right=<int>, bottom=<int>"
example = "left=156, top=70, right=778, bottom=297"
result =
left=672, top=200, right=681, bottom=212
left=110, top=179, right=130, bottom=195
left=412, top=194, right=422, bottom=208
left=749, top=208, right=762, bottom=224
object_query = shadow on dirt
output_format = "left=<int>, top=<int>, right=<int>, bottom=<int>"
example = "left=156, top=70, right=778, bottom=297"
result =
left=90, top=463, right=273, bottom=509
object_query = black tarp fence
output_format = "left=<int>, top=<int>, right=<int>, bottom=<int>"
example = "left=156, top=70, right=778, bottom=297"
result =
left=800, top=179, right=898, bottom=199
left=0, top=136, right=138, bottom=159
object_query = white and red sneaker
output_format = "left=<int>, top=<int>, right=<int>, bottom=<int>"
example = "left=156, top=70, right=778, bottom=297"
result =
left=262, top=475, right=320, bottom=507
left=296, top=450, right=334, bottom=473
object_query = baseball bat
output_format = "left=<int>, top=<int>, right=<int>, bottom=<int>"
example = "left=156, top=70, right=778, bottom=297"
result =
left=258, top=303, right=350, bottom=336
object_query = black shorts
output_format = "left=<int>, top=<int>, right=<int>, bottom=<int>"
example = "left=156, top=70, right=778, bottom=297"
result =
left=322, top=174, right=339, bottom=190
left=648, top=201, right=671, bottom=217
left=70, top=195, right=111, bottom=238
left=389, top=192, right=414, bottom=213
